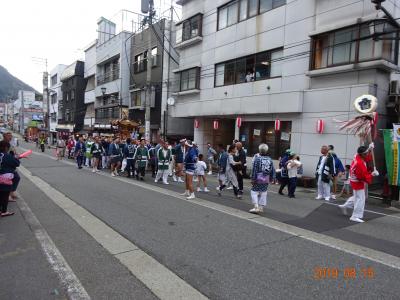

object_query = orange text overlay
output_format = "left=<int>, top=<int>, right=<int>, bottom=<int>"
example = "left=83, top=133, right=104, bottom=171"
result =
left=313, top=267, right=375, bottom=280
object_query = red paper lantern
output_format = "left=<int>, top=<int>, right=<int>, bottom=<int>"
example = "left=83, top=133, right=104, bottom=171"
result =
left=213, top=120, right=219, bottom=130
left=316, top=119, right=324, bottom=134
left=274, top=119, right=281, bottom=131
left=236, top=117, right=242, bottom=128
left=194, top=119, right=200, bottom=128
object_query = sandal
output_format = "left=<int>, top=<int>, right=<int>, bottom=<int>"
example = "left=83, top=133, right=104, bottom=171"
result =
left=8, top=198, right=17, bottom=202
left=1, top=212, right=15, bottom=217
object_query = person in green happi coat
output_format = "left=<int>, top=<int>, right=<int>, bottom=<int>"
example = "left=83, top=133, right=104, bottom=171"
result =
left=133, top=138, right=149, bottom=180
left=154, top=141, right=172, bottom=185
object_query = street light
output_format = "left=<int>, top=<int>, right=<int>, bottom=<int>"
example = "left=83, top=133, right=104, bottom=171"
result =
left=101, top=87, right=107, bottom=95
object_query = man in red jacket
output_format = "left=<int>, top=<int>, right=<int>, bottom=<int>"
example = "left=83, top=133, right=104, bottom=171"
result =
left=339, top=144, right=379, bottom=223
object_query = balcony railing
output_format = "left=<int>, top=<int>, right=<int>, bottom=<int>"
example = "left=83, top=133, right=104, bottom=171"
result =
left=97, top=67, right=120, bottom=85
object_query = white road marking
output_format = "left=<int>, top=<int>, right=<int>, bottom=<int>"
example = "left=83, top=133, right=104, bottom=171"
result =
left=20, top=147, right=400, bottom=270
left=19, top=165, right=208, bottom=300
left=16, top=193, right=91, bottom=300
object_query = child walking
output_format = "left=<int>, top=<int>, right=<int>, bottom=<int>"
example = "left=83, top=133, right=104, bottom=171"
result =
left=338, top=164, right=351, bottom=198
left=196, top=154, right=209, bottom=192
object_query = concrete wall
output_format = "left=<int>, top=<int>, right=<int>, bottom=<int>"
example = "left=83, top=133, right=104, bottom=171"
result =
left=173, top=0, right=398, bottom=176
left=95, top=31, right=131, bottom=107
left=49, top=64, right=67, bottom=131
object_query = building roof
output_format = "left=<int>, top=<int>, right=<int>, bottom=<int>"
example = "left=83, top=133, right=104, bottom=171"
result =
left=61, top=61, right=84, bottom=81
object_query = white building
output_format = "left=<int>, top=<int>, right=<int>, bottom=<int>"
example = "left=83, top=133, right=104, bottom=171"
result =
left=49, top=64, right=67, bottom=142
left=94, top=17, right=132, bottom=129
left=172, top=0, right=400, bottom=175
left=13, top=90, right=43, bottom=134
left=84, top=40, right=97, bottom=132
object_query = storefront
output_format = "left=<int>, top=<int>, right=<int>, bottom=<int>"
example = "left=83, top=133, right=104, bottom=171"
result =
left=239, top=121, right=292, bottom=159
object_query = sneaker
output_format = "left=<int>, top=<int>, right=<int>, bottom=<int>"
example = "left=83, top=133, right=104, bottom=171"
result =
left=178, top=178, right=184, bottom=183
left=92, top=169, right=96, bottom=173
left=237, top=194, right=242, bottom=199
left=193, top=177, right=198, bottom=182
left=207, top=171, right=212, bottom=175
left=331, top=194, right=336, bottom=200
left=227, top=186, right=233, bottom=190
left=154, top=179, right=158, bottom=183
left=186, top=193, right=195, bottom=200
left=204, top=187, right=210, bottom=192
left=249, top=207, right=259, bottom=214
left=163, top=181, right=169, bottom=185
left=258, top=207, right=264, bottom=213
left=324, top=197, right=330, bottom=201
left=173, top=176, right=177, bottom=182
left=180, top=190, right=189, bottom=196
left=350, top=217, right=364, bottom=223
left=216, top=186, right=220, bottom=191
left=111, top=172, right=116, bottom=177
left=197, top=187, right=202, bottom=192
left=315, top=195, right=323, bottom=200
left=278, top=191, right=284, bottom=195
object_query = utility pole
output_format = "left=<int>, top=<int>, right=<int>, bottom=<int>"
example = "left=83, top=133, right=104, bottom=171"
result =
left=20, top=91, right=24, bottom=135
left=143, top=0, right=154, bottom=141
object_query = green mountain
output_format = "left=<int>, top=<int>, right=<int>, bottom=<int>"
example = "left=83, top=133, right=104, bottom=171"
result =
left=0, top=65, right=37, bottom=101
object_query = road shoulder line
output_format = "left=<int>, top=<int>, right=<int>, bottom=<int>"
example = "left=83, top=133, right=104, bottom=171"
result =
left=19, top=165, right=208, bottom=300
left=17, top=191, right=91, bottom=300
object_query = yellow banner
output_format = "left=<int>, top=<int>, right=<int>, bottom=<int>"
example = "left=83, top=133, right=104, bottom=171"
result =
left=393, top=142, right=399, bottom=186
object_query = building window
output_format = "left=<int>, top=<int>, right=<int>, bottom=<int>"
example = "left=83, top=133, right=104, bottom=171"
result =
left=51, top=113, right=57, bottom=122
left=179, top=67, right=200, bottom=91
left=97, top=57, right=120, bottom=84
left=311, top=22, right=398, bottom=70
left=176, top=14, right=203, bottom=44
left=71, top=90, right=75, bottom=101
left=215, top=48, right=283, bottom=87
left=239, top=121, right=291, bottom=159
left=51, top=74, right=57, bottom=86
left=134, top=52, right=148, bottom=73
left=130, top=91, right=142, bottom=107
left=218, top=0, right=286, bottom=30
left=51, top=93, right=57, bottom=104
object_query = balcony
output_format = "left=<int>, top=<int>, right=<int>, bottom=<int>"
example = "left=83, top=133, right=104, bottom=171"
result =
left=97, top=67, right=120, bottom=85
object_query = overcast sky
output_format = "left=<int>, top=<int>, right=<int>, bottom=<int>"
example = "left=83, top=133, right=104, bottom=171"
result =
left=0, top=0, right=176, bottom=93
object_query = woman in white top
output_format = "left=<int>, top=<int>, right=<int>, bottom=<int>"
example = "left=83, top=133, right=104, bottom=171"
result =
left=195, top=154, right=209, bottom=192
left=287, top=154, right=302, bottom=198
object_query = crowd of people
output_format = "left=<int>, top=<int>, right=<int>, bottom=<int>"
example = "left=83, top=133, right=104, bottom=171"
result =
left=3, top=131, right=377, bottom=224
left=50, top=134, right=377, bottom=222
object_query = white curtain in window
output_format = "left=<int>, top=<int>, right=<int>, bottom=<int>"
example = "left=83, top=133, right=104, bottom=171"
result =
left=270, top=50, right=283, bottom=77
left=215, top=64, right=225, bottom=86
left=227, top=2, right=238, bottom=26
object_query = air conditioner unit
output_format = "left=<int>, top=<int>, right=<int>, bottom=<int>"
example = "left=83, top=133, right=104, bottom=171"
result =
left=389, top=80, right=398, bottom=95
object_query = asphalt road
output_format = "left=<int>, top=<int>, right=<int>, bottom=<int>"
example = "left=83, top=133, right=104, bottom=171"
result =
left=1, top=141, right=400, bottom=299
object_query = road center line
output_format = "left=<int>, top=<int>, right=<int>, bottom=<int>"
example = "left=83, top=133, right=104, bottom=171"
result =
left=16, top=192, right=91, bottom=300
left=19, top=165, right=208, bottom=300
left=20, top=148, right=400, bottom=270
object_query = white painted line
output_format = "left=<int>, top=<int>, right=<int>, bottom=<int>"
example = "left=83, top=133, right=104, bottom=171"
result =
left=16, top=193, right=91, bottom=300
left=20, top=147, right=400, bottom=270
left=19, top=166, right=208, bottom=300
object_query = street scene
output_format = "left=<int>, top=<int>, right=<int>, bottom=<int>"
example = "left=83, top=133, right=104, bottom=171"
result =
left=1, top=0, right=400, bottom=299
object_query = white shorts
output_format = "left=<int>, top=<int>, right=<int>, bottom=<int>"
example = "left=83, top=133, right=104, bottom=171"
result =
left=185, top=170, right=195, bottom=175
